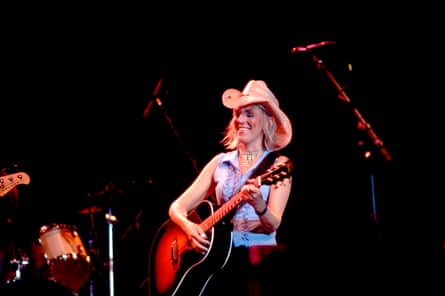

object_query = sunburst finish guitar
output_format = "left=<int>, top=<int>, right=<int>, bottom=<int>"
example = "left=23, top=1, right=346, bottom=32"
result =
left=0, top=172, right=31, bottom=197
left=148, top=160, right=293, bottom=296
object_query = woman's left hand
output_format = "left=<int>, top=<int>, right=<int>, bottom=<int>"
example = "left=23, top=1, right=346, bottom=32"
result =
left=242, top=183, right=266, bottom=212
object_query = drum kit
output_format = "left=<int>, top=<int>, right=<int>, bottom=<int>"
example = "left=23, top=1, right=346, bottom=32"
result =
left=0, top=223, right=92, bottom=296
left=0, top=183, right=130, bottom=296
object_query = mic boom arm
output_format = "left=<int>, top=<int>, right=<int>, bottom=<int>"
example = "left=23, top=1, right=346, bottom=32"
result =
left=311, top=54, right=392, bottom=162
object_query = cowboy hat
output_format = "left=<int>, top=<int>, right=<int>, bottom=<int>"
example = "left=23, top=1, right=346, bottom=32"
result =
left=222, top=80, right=292, bottom=150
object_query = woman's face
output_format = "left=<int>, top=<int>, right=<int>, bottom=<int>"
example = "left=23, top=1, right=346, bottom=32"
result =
left=234, top=104, right=264, bottom=145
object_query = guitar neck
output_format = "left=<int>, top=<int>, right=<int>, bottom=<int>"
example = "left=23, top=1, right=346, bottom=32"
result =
left=200, top=192, right=244, bottom=232
left=198, top=159, right=292, bottom=233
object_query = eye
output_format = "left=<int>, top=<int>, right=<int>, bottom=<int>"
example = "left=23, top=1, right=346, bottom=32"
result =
left=246, top=111, right=255, bottom=118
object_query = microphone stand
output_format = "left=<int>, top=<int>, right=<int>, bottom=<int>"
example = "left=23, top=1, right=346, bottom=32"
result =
left=142, top=77, right=200, bottom=174
left=142, top=77, right=163, bottom=119
left=310, top=54, right=392, bottom=240
left=145, top=82, right=219, bottom=206
left=139, top=78, right=201, bottom=292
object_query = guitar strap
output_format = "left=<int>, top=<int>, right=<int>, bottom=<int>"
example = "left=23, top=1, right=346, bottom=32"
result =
left=249, top=151, right=279, bottom=179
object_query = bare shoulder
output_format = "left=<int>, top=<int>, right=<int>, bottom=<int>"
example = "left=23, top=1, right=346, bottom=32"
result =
left=200, top=153, right=224, bottom=173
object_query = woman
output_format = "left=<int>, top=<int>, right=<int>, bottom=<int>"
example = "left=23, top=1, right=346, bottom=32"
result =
left=167, top=80, right=293, bottom=296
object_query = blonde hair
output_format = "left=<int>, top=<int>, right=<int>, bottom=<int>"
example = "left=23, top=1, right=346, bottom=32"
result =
left=220, top=104, right=278, bottom=150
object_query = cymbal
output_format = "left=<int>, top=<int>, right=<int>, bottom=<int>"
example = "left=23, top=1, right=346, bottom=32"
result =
left=87, top=188, right=127, bottom=198
left=78, top=205, right=103, bottom=215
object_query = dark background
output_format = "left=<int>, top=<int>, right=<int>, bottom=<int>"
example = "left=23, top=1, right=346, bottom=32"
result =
left=1, top=4, right=443, bottom=295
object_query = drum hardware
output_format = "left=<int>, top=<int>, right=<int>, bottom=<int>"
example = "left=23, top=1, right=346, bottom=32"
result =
left=8, top=255, right=29, bottom=282
left=78, top=205, right=103, bottom=215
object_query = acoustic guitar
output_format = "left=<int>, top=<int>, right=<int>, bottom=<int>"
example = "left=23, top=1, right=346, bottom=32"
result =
left=148, top=160, right=292, bottom=296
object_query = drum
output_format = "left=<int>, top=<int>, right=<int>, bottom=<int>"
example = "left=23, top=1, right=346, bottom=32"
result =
left=0, top=278, right=74, bottom=296
left=31, top=223, right=91, bottom=293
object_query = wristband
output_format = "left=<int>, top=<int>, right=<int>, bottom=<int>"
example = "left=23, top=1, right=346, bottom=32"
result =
left=256, top=206, right=268, bottom=217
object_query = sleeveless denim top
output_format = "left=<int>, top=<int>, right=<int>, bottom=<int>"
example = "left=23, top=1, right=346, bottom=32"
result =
left=213, top=150, right=277, bottom=247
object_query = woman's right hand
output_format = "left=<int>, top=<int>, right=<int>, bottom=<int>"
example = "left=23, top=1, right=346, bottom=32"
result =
left=183, top=221, right=210, bottom=254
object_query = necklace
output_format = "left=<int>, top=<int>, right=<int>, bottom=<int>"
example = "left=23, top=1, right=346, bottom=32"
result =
left=240, top=151, right=260, bottom=169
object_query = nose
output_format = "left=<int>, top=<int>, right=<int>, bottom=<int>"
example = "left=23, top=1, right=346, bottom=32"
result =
left=236, top=112, right=248, bottom=122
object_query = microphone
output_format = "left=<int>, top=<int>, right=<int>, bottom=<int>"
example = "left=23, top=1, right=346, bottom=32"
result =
left=153, top=77, right=163, bottom=97
left=291, top=40, right=336, bottom=54
left=143, top=77, right=163, bottom=118
left=153, top=77, right=163, bottom=107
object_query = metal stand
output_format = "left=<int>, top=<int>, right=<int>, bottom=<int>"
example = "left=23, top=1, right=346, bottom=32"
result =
left=85, top=183, right=119, bottom=296
left=105, top=208, right=118, bottom=296
left=8, top=255, right=29, bottom=282
left=310, top=53, right=392, bottom=239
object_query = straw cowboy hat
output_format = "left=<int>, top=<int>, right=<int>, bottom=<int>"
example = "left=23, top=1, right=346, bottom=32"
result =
left=222, top=80, right=292, bottom=151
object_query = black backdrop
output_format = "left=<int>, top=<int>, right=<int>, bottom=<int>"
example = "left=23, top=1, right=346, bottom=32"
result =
left=1, top=4, right=443, bottom=295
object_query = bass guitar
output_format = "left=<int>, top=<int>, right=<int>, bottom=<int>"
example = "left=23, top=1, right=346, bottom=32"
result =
left=148, top=160, right=293, bottom=296
left=0, top=172, right=31, bottom=197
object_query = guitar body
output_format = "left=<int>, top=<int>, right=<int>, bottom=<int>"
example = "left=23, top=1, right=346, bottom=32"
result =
left=148, top=200, right=233, bottom=296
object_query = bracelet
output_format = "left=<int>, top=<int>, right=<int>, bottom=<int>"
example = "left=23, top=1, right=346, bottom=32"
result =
left=256, top=206, right=268, bottom=217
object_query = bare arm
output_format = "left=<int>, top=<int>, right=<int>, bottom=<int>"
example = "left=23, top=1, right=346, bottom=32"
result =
left=168, top=154, right=220, bottom=252
left=242, top=155, right=292, bottom=233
